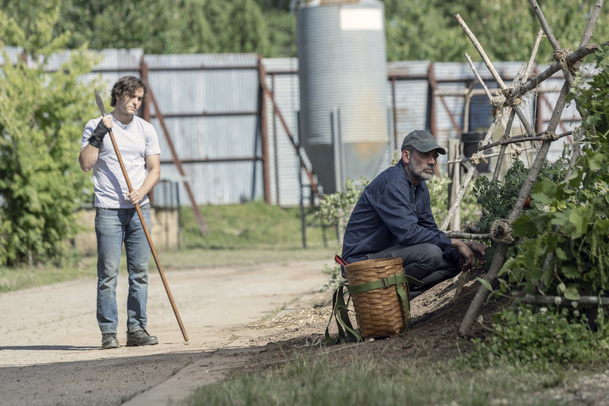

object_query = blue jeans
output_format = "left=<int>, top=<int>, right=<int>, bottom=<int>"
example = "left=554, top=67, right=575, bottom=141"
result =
left=95, top=205, right=152, bottom=334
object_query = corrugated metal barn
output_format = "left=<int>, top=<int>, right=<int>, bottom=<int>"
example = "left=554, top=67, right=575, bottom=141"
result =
left=2, top=47, right=582, bottom=208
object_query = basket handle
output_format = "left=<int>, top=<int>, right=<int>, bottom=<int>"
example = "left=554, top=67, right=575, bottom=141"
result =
left=334, top=255, right=348, bottom=278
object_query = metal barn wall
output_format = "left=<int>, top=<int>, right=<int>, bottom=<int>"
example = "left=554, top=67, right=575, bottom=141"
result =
left=142, top=53, right=263, bottom=206
left=261, top=58, right=315, bottom=207
left=2, top=46, right=585, bottom=207
left=430, top=62, right=535, bottom=168
left=26, top=49, right=267, bottom=207
left=387, top=61, right=430, bottom=152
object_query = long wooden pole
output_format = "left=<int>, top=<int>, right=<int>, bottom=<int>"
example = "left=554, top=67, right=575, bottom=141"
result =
left=106, top=128, right=189, bottom=343
left=455, top=14, right=536, bottom=139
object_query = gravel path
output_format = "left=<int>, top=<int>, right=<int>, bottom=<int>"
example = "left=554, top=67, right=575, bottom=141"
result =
left=0, top=259, right=332, bottom=405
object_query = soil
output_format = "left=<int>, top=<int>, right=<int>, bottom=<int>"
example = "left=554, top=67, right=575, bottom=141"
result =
left=1, top=260, right=606, bottom=405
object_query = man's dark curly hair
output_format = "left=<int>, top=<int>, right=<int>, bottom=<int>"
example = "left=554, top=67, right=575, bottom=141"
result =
left=110, top=76, right=147, bottom=107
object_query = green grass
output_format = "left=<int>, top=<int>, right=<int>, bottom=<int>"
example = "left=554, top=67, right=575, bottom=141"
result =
left=160, top=247, right=336, bottom=270
left=184, top=354, right=574, bottom=406
left=182, top=201, right=336, bottom=250
left=0, top=257, right=96, bottom=293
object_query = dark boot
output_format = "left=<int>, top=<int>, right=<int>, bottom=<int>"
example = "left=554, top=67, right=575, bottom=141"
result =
left=101, top=333, right=119, bottom=349
left=126, top=329, right=158, bottom=346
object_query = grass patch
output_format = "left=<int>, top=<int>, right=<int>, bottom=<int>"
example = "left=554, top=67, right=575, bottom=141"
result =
left=160, top=247, right=336, bottom=270
left=182, top=201, right=336, bottom=250
left=184, top=354, right=572, bottom=406
left=0, top=256, right=96, bottom=293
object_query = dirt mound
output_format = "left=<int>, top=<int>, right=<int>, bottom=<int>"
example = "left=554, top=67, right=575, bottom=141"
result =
left=244, top=269, right=507, bottom=371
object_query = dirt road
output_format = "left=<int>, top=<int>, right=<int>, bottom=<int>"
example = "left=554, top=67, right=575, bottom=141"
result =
left=0, top=259, right=333, bottom=405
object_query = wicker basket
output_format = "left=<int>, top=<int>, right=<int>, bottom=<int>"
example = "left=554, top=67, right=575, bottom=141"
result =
left=345, top=257, right=410, bottom=339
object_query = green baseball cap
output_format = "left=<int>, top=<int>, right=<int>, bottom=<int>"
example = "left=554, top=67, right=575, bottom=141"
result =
left=401, top=130, right=446, bottom=155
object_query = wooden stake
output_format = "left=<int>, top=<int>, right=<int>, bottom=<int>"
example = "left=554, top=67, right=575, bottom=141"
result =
left=455, top=14, right=536, bottom=138
left=523, top=294, right=609, bottom=306
left=459, top=85, right=568, bottom=336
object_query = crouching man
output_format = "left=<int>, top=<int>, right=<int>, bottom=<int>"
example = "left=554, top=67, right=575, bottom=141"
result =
left=341, top=130, right=486, bottom=298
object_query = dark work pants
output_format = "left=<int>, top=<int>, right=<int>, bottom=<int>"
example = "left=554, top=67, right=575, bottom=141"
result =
left=367, top=243, right=462, bottom=298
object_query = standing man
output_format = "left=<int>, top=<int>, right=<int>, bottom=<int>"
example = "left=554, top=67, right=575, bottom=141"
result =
left=341, top=130, right=486, bottom=298
left=79, top=76, right=161, bottom=349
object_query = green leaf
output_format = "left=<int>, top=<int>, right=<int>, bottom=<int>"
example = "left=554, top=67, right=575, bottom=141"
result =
left=564, top=285, right=581, bottom=301
left=555, top=248, right=568, bottom=261
left=562, top=265, right=580, bottom=280
left=550, top=212, right=570, bottom=227
left=569, top=206, right=591, bottom=238
left=531, top=178, right=555, bottom=205
left=586, top=151, right=604, bottom=171
left=477, top=277, right=493, bottom=292
left=566, top=170, right=583, bottom=188
left=512, top=214, right=536, bottom=237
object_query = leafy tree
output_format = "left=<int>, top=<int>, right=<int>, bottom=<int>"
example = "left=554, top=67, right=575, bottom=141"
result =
left=90, top=1, right=174, bottom=54
left=382, top=0, right=609, bottom=62
left=202, top=1, right=232, bottom=52
left=265, top=8, right=297, bottom=57
left=3, top=0, right=607, bottom=60
left=385, top=0, right=471, bottom=62
left=54, top=0, right=271, bottom=55
left=0, top=1, right=99, bottom=266
left=254, top=0, right=292, bottom=11
left=55, top=0, right=105, bottom=51
left=0, top=0, right=72, bottom=57
left=225, top=0, right=270, bottom=54
left=167, top=0, right=218, bottom=54
left=431, top=0, right=609, bottom=63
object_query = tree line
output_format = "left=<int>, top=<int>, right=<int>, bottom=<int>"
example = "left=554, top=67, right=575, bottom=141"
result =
left=2, top=0, right=607, bottom=62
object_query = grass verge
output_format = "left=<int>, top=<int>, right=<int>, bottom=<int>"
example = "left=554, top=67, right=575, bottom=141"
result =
left=182, top=201, right=335, bottom=250
left=184, top=353, right=576, bottom=406
left=0, top=258, right=96, bottom=293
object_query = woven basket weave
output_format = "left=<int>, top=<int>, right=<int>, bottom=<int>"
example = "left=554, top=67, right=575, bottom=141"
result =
left=345, top=257, right=409, bottom=339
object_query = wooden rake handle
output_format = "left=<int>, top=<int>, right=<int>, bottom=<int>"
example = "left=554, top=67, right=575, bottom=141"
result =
left=107, top=129, right=189, bottom=342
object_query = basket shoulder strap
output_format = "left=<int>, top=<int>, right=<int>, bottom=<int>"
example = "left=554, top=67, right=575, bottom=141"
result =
left=394, top=280, right=412, bottom=330
left=325, top=281, right=363, bottom=345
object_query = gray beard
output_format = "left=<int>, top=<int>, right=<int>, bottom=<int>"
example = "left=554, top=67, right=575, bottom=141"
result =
left=408, top=159, right=434, bottom=183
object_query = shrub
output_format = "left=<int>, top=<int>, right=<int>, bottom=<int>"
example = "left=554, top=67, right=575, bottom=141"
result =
left=0, top=4, right=99, bottom=266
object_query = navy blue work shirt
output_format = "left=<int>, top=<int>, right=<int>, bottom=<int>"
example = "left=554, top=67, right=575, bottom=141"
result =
left=341, top=160, right=453, bottom=264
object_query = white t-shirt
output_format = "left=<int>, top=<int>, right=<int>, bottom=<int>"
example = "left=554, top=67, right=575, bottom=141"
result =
left=81, top=114, right=161, bottom=209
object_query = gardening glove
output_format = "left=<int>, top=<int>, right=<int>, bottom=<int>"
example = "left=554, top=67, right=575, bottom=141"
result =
left=88, top=119, right=110, bottom=148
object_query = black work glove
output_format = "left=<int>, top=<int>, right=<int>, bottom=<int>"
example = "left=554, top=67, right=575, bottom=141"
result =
left=88, top=119, right=110, bottom=148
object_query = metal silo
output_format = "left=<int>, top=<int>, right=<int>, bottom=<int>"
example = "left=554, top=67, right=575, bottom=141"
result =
left=296, top=0, right=389, bottom=194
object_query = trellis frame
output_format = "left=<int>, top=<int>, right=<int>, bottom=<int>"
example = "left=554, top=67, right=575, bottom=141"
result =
left=438, top=0, right=608, bottom=335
